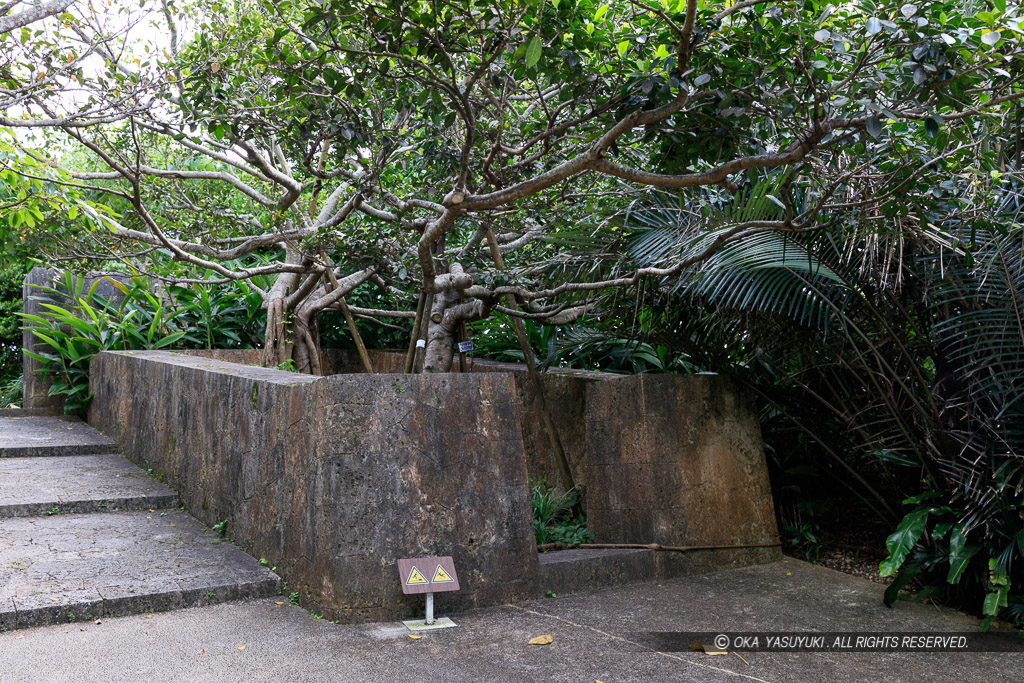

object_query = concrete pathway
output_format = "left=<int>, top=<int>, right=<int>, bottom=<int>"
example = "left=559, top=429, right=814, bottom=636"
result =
left=2, top=415, right=1021, bottom=681
left=0, top=415, right=116, bottom=457
left=1, top=559, right=1020, bottom=682
left=0, top=415, right=278, bottom=629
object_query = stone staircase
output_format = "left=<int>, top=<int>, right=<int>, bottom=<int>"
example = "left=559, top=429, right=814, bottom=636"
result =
left=0, top=415, right=279, bottom=630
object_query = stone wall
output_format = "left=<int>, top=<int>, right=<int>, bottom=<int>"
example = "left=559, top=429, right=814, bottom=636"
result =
left=584, top=374, right=780, bottom=567
left=89, top=349, right=780, bottom=620
left=183, top=348, right=605, bottom=491
left=89, top=350, right=539, bottom=622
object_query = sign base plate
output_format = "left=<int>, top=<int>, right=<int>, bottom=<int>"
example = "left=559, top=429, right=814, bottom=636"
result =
left=402, top=617, right=457, bottom=631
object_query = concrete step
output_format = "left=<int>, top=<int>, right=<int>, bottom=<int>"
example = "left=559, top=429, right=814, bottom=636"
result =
left=0, top=416, right=117, bottom=457
left=0, top=510, right=280, bottom=630
left=0, top=408, right=64, bottom=417
left=538, top=548, right=658, bottom=596
left=0, top=454, right=178, bottom=517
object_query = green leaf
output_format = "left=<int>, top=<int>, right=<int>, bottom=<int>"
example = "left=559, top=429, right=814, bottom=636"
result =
left=924, top=117, right=939, bottom=138
left=981, top=31, right=1001, bottom=46
left=151, top=331, right=185, bottom=349
left=883, top=561, right=921, bottom=607
left=866, top=17, right=881, bottom=35
left=901, top=490, right=942, bottom=504
left=866, top=116, right=882, bottom=139
left=982, top=592, right=1001, bottom=616
left=946, top=525, right=980, bottom=584
left=879, top=508, right=930, bottom=577
left=525, top=36, right=543, bottom=68
left=875, top=449, right=918, bottom=467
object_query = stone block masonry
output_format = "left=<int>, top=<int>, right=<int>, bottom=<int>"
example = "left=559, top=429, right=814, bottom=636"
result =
left=584, top=374, right=781, bottom=567
left=88, top=350, right=780, bottom=620
left=89, top=351, right=540, bottom=622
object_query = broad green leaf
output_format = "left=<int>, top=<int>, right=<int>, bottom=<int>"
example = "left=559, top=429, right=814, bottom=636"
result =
left=866, top=116, right=882, bottom=139
left=152, top=331, right=186, bottom=349
left=947, top=524, right=980, bottom=584
left=981, top=30, right=1001, bottom=46
left=866, top=17, right=881, bottom=35
left=982, top=591, right=1003, bottom=616
left=879, top=508, right=930, bottom=577
left=525, top=36, right=543, bottom=68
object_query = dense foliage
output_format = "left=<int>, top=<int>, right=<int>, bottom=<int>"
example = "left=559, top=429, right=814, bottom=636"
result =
left=3, top=0, right=1024, bottom=627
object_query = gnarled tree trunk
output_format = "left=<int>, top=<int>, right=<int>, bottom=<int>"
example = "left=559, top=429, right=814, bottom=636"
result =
left=421, top=262, right=490, bottom=372
left=260, top=245, right=376, bottom=374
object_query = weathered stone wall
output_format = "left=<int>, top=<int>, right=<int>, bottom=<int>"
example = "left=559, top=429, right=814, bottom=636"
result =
left=584, top=374, right=780, bottom=566
left=89, top=350, right=539, bottom=622
left=183, top=348, right=604, bottom=490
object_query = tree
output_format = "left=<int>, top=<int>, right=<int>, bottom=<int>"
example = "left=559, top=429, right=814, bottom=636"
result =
left=8, top=0, right=1024, bottom=374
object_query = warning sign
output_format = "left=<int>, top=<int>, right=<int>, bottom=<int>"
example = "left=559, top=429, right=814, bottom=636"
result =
left=397, top=556, right=460, bottom=594
left=405, top=566, right=428, bottom=586
left=432, top=565, right=455, bottom=583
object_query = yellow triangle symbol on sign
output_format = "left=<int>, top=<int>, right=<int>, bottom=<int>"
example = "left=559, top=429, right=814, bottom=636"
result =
left=406, top=566, right=428, bottom=585
left=432, top=565, right=454, bottom=583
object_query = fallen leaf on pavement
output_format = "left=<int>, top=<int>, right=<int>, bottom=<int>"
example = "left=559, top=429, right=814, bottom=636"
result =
left=145, top=614, right=154, bottom=619
left=198, top=649, right=205, bottom=655
left=689, top=643, right=727, bottom=656
left=528, top=635, right=553, bottom=646
left=275, top=601, right=285, bottom=605
left=408, top=635, right=422, bottom=640
left=15, top=635, right=24, bottom=640
left=237, top=645, right=246, bottom=651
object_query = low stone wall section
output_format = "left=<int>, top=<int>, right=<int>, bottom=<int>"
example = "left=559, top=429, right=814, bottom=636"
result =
left=89, top=350, right=539, bottom=622
left=182, top=348, right=605, bottom=491
left=585, top=374, right=780, bottom=566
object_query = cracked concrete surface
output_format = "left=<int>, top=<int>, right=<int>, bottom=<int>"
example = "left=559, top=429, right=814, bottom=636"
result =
left=0, top=454, right=178, bottom=516
left=0, top=510, right=279, bottom=629
left=0, top=411, right=280, bottom=631
left=0, top=559, right=1020, bottom=682
left=0, top=416, right=117, bottom=457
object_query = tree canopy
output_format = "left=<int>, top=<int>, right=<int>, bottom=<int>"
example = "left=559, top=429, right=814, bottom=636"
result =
left=4, top=0, right=1022, bottom=371
left=6, top=0, right=1024, bottom=627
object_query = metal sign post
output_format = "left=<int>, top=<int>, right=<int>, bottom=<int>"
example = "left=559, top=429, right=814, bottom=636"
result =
left=397, top=555, right=460, bottom=631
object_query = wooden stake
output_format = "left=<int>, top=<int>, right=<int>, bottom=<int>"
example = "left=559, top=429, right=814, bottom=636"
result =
left=405, top=291, right=426, bottom=374
left=323, top=267, right=374, bottom=374
left=484, top=228, right=579, bottom=510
